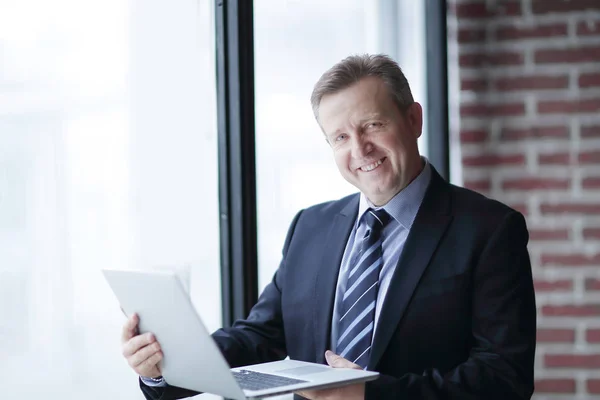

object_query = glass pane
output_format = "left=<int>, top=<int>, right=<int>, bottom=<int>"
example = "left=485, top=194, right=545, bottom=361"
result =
left=0, top=0, right=220, bottom=398
left=254, top=0, right=428, bottom=290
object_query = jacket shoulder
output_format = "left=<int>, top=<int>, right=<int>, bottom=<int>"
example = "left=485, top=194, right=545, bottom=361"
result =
left=448, top=183, right=525, bottom=223
left=301, top=193, right=358, bottom=218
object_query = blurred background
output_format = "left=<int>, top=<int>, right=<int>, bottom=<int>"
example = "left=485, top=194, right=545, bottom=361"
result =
left=0, top=0, right=599, bottom=398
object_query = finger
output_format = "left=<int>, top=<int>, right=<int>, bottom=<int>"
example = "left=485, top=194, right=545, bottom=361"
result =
left=137, top=350, right=163, bottom=376
left=295, top=390, right=315, bottom=400
left=296, top=388, right=337, bottom=400
left=129, top=341, right=162, bottom=368
left=325, top=350, right=361, bottom=369
left=122, top=332, right=156, bottom=358
left=121, top=313, right=139, bottom=343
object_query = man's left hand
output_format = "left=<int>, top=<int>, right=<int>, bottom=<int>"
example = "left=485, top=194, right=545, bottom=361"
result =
left=296, top=351, right=365, bottom=400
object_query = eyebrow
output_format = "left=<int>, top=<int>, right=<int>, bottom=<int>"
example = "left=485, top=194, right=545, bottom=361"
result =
left=325, top=113, right=387, bottom=138
left=356, top=113, right=387, bottom=125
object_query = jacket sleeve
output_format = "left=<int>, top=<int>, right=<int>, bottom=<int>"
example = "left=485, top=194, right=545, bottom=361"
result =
left=139, top=378, right=199, bottom=400
left=138, top=210, right=303, bottom=400
left=365, top=211, right=536, bottom=400
left=210, top=210, right=303, bottom=367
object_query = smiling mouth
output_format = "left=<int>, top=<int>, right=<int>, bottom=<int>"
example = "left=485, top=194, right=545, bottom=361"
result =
left=359, top=157, right=386, bottom=172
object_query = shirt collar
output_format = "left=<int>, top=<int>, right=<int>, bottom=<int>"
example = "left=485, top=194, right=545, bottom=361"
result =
left=357, top=157, right=432, bottom=230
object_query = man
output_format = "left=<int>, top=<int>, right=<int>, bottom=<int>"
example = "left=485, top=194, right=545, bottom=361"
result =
left=121, top=54, right=536, bottom=399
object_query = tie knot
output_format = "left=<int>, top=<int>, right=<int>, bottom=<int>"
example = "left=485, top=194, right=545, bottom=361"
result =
left=364, top=208, right=391, bottom=232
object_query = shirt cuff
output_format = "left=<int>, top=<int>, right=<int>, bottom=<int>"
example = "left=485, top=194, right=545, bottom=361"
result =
left=140, top=376, right=167, bottom=387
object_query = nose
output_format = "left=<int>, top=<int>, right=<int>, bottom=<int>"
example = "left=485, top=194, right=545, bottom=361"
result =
left=350, top=135, right=373, bottom=159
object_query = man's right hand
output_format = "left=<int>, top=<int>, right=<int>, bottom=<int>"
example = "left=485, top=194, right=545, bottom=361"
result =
left=121, top=313, right=163, bottom=378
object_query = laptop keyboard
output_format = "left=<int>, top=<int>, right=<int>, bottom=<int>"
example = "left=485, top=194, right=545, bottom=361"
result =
left=232, top=369, right=308, bottom=391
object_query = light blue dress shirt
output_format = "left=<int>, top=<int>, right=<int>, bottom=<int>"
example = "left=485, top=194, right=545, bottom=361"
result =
left=330, top=160, right=431, bottom=353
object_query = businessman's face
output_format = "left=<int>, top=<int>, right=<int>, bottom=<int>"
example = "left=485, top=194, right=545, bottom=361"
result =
left=318, top=77, right=423, bottom=206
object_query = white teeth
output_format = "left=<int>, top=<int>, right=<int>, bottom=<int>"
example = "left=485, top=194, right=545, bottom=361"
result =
left=360, top=159, right=383, bottom=172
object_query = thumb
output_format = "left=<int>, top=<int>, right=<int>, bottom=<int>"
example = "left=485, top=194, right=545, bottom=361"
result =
left=324, top=350, right=361, bottom=369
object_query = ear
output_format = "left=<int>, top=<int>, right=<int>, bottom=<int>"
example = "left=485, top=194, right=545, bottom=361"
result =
left=406, top=102, right=423, bottom=139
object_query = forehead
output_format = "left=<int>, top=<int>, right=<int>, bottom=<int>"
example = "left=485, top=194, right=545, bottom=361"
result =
left=318, top=77, right=396, bottom=132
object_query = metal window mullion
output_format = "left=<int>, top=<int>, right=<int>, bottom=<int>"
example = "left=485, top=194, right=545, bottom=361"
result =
left=215, top=0, right=258, bottom=327
left=425, top=0, right=450, bottom=180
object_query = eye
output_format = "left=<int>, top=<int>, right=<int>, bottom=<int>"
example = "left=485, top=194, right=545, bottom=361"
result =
left=367, top=122, right=382, bottom=129
left=335, top=133, right=348, bottom=142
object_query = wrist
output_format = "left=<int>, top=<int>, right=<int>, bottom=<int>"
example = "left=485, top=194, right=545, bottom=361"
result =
left=140, top=375, right=166, bottom=387
left=143, top=375, right=163, bottom=382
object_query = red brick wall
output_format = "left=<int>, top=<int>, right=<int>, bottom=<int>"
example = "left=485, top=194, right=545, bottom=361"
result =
left=449, top=0, right=600, bottom=397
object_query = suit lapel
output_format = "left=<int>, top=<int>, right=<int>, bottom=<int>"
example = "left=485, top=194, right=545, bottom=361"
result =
left=368, top=169, right=453, bottom=370
left=313, top=196, right=359, bottom=364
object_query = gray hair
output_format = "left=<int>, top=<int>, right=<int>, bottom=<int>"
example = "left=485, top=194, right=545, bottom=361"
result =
left=310, top=54, right=414, bottom=122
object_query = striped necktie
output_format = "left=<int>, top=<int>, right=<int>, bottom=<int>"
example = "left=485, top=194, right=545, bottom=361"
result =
left=335, top=208, right=390, bottom=369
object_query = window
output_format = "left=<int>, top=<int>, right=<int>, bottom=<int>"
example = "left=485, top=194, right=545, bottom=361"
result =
left=0, top=1, right=220, bottom=398
left=254, top=0, right=428, bottom=289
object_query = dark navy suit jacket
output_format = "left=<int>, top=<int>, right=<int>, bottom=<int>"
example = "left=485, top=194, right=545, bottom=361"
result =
left=141, top=167, right=536, bottom=400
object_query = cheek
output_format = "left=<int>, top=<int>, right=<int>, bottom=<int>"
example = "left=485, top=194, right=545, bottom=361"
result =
left=387, top=136, right=411, bottom=159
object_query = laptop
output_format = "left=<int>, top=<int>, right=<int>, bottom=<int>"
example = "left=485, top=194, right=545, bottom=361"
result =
left=103, top=269, right=379, bottom=399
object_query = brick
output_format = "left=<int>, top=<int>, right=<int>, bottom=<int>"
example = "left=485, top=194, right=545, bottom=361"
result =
left=496, top=23, right=568, bottom=41
left=582, top=125, right=600, bottom=138
left=461, top=78, right=488, bottom=92
left=507, top=202, right=528, bottom=215
left=463, top=179, right=491, bottom=192
left=530, top=228, right=570, bottom=241
left=456, top=1, right=521, bottom=19
left=496, top=0, right=521, bottom=17
left=583, top=177, right=600, bottom=189
left=462, top=153, right=525, bottom=167
left=501, top=125, right=569, bottom=141
left=589, top=379, right=600, bottom=394
left=458, top=27, right=486, bottom=43
left=535, top=378, right=576, bottom=393
left=535, top=46, right=600, bottom=64
left=586, top=278, right=600, bottom=291
left=460, top=129, right=488, bottom=143
left=584, top=228, right=600, bottom=239
left=541, top=202, right=600, bottom=215
left=460, top=51, right=524, bottom=67
left=456, top=2, right=488, bottom=19
left=587, top=329, right=600, bottom=343
left=495, top=75, right=568, bottom=91
left=580, top=73, right=600, bottom=88
left=546, top=354, right=600, bottom=368
left=541, top=253, right=600, bottom=267
left=578, top=20, right=600, bottom=36
left=533, top=0, right=600, bottom=14
left=538, top=98, right=600, bottom=114
left=502, top=178, right=569, bottom=191
left=538, top=152, right=571, bottom=165
left=579, top=151, right=600, bottom=164
left=534, top=279, right=573, bottom=291
left=542, top=305, right=600, bottom=317
left=537, top=328, right=576, bottom=343
left=552, top=354, right=600, bottom=370
left=460, top=102, right=525, bottom=117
